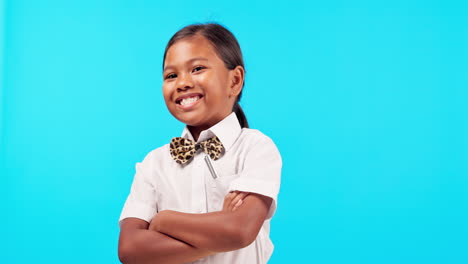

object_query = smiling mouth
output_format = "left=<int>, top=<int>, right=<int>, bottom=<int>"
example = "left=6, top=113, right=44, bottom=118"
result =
left=176, top=95, right=203, bottom=106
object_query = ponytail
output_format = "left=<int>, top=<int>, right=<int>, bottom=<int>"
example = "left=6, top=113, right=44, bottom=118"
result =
left=233, top=102, right=249, bottom=128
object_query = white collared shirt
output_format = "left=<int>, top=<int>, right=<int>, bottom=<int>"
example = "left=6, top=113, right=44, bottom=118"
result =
left=119, top=112, right=282, bottom=264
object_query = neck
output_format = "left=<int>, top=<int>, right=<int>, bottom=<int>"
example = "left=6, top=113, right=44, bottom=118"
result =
left=187, top=125, right=208, bottom=141
left=186, top=112, right=234, bottom=141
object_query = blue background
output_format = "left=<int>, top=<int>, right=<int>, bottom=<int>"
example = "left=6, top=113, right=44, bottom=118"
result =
left=1, top=0, right=467, bottom=263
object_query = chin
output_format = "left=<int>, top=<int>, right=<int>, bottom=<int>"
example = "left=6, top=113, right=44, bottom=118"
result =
left=174, top=114, right=205, bottom=127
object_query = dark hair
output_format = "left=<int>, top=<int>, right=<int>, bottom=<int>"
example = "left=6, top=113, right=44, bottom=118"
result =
left=163, top=23, right=249, bottom=128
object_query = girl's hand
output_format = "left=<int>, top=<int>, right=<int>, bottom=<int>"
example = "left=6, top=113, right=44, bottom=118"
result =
left=223, top=191, right=250, bottom=212
left=148, top=213, right=160, bottom=231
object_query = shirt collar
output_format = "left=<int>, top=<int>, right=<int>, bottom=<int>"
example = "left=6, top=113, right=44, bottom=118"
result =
left=180, top=112, right=241, bottom=152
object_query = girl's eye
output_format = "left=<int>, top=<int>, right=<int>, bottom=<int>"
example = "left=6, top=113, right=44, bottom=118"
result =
left=165, top=73, right=177, bottom=79
left=192, top=66, right=205, bottom=73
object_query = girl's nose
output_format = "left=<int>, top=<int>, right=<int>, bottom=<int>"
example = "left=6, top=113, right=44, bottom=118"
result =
left=176, top=73, right=194, bottom=92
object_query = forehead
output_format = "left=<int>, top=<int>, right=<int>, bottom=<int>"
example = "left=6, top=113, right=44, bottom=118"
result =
left=164, top=35, right=222, bottom=68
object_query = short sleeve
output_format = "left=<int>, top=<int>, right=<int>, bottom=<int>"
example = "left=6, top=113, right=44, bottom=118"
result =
left=119, top=151, right=158, bottom=226
left=228, top=136, right=282, bottom=220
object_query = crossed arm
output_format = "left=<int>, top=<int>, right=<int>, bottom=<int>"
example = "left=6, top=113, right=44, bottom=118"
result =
left=118, top=192, right=272, bottom=264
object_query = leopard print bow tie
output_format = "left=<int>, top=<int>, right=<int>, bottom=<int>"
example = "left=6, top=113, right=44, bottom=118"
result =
left=169, top=136, right=224, bottom=164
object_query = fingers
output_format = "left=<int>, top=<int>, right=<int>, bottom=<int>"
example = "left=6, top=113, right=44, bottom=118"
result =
left=223, top=191, right=251, bottom=212
left=232, top=198, right=243, bottom=211
left=223, top=191, right=249, bottom=212
left=223, top=191, right=237, bottom=212
left=230, top=192, right=250, bottom=211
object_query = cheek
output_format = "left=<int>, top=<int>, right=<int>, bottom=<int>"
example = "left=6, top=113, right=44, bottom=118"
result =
left=162, top=89, right=176, bottom=112
left=198, top=74, right=229, bottom=97
left=162, top=85, right=172, bottom=102
left=194, top=73, right=210, bottom=87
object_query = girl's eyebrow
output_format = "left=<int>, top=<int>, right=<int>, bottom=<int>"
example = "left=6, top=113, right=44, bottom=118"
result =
left=164, top=57, right=208, bottom=72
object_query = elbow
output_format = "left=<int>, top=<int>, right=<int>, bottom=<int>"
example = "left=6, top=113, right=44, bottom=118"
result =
left=237, top=227, right=257, bottom=249
left=226, top=220, right=258, bottom=250
left=118, top=239, right=135, bottom=264
left=208, top=219, right=252, bottom=252
left=118, top=244, right=129, bottom=264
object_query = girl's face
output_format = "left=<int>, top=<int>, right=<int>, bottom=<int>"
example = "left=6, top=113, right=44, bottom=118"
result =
left=163, top=35, right=243, bottom=132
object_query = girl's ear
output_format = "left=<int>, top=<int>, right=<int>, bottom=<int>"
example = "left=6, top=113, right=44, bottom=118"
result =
left=229, top=66, right=245, bottom=97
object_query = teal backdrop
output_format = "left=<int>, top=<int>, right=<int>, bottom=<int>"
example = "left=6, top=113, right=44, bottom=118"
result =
left=1, top=0, right=467, bottom=263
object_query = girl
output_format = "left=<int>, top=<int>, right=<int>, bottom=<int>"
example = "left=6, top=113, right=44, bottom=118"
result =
left=118, top=23, right=282, bottom=264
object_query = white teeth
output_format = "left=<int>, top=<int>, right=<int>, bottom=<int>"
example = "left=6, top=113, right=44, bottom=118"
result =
left=180, top=96, right=200, bottom=106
